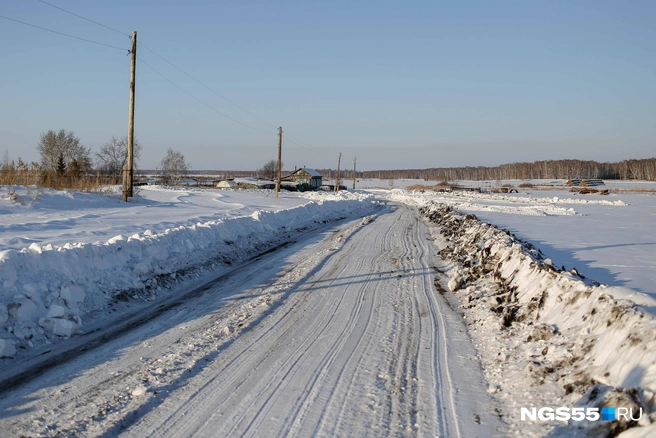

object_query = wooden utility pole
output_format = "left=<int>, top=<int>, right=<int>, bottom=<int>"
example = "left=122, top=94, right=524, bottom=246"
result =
left=352, top=156, right=356, bottom=191
left=335, top=153, right=342, bottom=193
left=123, top=30, right=137, bottom=202
left=275, top=126, right=283, bottom=198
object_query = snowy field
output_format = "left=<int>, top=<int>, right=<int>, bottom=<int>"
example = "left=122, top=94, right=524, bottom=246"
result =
left=374, top=179, right=656, bottom=300
left=358, top=177, right=656, bottom=192
left=0, top=185, right=315, bottom=250
left=0, top=185, right=376, bottom=349
left=0, top=181, right=655, bottom=437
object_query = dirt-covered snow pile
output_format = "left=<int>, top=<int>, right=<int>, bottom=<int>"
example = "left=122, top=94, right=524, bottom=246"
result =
left=0, top=193, right=376, bottom=357
left=419, top=202, right=656, bottom=437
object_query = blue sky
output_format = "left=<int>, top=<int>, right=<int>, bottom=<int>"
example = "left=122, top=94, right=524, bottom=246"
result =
left=1, top=0, right=654, bottom=171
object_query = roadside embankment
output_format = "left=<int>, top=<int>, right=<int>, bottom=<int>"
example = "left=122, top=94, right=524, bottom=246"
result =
left=420, top=203, right=656, bottom=437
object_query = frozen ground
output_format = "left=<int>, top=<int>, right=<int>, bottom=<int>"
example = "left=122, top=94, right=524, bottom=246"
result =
left=0, top=182, right=654, bottom=437
left=379, top=179, right=656, bottom=300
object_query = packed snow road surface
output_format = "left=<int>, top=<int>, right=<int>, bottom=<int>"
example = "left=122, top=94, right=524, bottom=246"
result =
left=0, top=205, right=503, bottom=437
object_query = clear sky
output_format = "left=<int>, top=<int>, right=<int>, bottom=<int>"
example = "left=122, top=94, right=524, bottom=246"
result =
left=1, top=0, right=654, bottom=171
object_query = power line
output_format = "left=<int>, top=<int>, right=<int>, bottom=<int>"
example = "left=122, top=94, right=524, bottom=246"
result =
left=138, top=42, right=279, bottom=131
left=36, top=0, right=277, bottom=131
left=0, top=14, right=128, bottom=51
left=137, top=42, right=333, bottom=151
left=33, top=0, right=280, bottom=135
left=35, top=0, right=129, bottom=37
left=29, top=0, right=327, bottom=150
left=285, top=132, right=331, bottom=150
left=282, top=136, right=311, bottom=149
left=137, top=56, right=274, bottom=135
left=283, top=135, right=319, bottom=150
left=137, top=44, right=331, bottom=150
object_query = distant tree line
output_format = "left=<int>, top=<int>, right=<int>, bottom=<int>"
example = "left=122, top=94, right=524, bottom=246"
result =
left=4, top=130, right=655, bottom=191
left=330, top=158, right=656, bottom=182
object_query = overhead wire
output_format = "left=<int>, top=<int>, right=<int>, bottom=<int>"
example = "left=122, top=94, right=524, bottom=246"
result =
left=138, top=43, right=332, bottom=150
left=27, top=0, right=327, bottom=149
left=0, top=14, right=128, bottom=51
left=137, top=57, right=274, bottom=135
left=35, top=0, right=129, bottom=38
left=138, top=42, right=279, bottom=131
left=284, top=132, right=331, bottom=150
left=33, top=0, right=278, bottom=136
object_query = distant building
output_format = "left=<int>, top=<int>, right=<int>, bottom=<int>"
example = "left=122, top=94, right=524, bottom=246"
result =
left=234, top=177, right=275, bottom=189
left=282, top=167, right=323, bottom=190
left=215, top=179, right=238, bottom=188
left=566, top=178, right=605, bottom=187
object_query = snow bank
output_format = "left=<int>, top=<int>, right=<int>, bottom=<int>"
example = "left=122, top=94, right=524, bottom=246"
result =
left=386, top=189, right=583, bottom=216
left=431, top=189, right=628, bottom=206
left=419, top=203, right=656, bottom=437
left=0, top=192, right=375, bottom=354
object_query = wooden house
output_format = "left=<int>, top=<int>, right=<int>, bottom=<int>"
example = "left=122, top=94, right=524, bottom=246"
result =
left=282, top=167, right=323, bottom=190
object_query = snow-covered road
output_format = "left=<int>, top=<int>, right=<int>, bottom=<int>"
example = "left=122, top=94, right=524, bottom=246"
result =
left=0, top=205, right=503, bottom=437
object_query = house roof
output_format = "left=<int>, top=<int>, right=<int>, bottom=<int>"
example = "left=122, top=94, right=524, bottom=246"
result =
left=304, top=168, right=322, bottom=177
left=234, top=177, right=275, bottom=187
left=289, top=168, right=322, bottom=178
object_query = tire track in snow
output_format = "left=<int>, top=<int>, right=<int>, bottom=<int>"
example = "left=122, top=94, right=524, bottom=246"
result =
left=134, top=218, right=377, bottom=437
left=234, top=236, right=373, bottom=436
left=2, top=206, right=504, bottom=437
left=383, top=210, right=421, bottom=436
left=413, top=213, right=461, bottom=437
left=303, top=215, right=393, bottom=437
left=128, top=205, right=502, bottom=437
left=0, top=218, right=371, bottom=437
left=210, top=216, right=387, bottom=437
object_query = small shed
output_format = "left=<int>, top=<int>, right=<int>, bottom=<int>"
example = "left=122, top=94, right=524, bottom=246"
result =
left=216, top=179, right=238, bottom=188
left=282, top=167, right=323, bottom=189
left=234, top=177, right=276, bottom=189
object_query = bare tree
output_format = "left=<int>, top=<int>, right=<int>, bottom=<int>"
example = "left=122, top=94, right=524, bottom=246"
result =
left=37, top=129, right=91, bottom=174
left=259, top=159, right=283, bottom=181
left=96, top=136, right=142, bottom=183
left=159, top=148, right=190, bottom=184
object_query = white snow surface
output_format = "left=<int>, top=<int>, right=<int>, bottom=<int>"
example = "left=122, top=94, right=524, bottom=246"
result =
left=0, top=190, right=502, bottom=438
left=0, top=186, right=376, bottom=350
left=412, top=201, right=656, bottom=437
left=386, top=187, right=656, bottom=298
left=1, top=181, right=655, bottom=437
